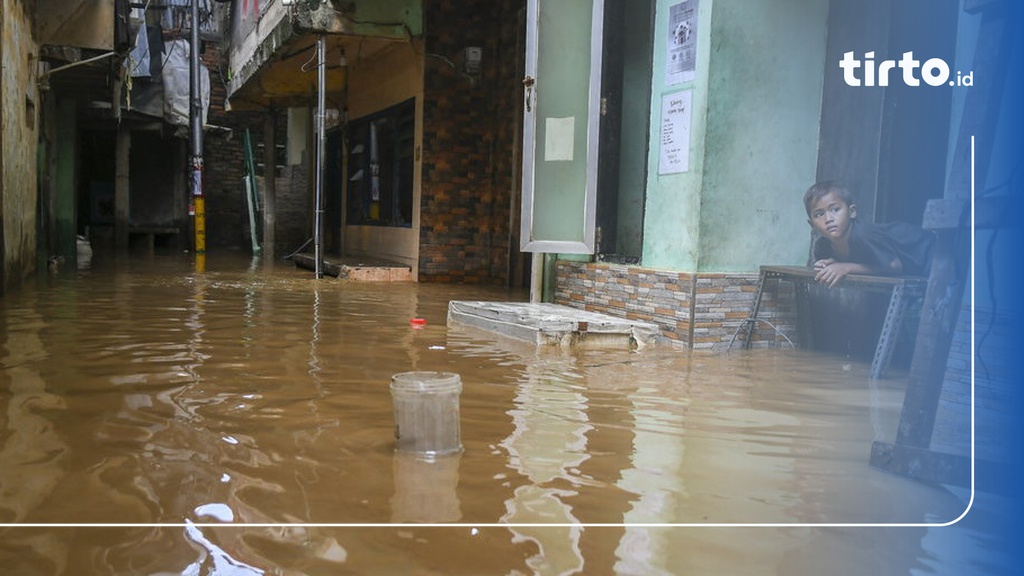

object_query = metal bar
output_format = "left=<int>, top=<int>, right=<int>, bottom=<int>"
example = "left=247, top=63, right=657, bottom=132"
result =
left=243, top=129, right=261, bottom=254
left=794, top=282, right=813, bottom=349
left=190, top=0, right=205, bottom=255
left=42, top=52, right=118, bottom=77
left=870, top=284, right=910, bottom=380
left=313, top=35, right=326, bottom=278
left=742, top=268, right=769, bottom=349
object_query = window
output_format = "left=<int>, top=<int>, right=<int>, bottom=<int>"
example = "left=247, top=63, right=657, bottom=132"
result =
left=346, top=98, right=415, bottom=227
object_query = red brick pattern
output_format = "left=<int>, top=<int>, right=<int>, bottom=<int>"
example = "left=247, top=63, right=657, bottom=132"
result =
left=201, top=43, right=299, bottom=253
left=419, top=0, right=520, bottom=284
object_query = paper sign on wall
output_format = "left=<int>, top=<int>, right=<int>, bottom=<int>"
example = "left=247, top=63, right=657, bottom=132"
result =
left=659, top=90, right=692, bottom=174
left=666, top=0, right=699, bottom=86
left=544, top=116, right=575, bottom=161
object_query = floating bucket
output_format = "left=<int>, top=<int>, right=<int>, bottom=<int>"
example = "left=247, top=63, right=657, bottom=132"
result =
left=390, top=371, right=463, bottom=456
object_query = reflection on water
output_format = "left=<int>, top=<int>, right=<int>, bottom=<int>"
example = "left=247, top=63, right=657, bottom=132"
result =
left=0, top=252, right=1006, bottom=574
left=391, top=453, right=461, bottom=523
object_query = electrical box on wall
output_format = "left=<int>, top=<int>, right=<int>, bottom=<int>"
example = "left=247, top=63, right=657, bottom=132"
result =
left=462, top=46, right=482, bottom=76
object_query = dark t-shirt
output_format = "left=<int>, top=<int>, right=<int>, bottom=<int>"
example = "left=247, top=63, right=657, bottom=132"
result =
left=813, top=219, right=935, bottom=277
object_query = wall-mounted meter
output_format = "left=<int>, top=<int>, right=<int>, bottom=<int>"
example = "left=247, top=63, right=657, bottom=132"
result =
left=462, top=47, right=482, bottom=76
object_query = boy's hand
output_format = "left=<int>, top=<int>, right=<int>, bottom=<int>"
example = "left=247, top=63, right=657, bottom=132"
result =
left=814, top=260, right=869, bottom=288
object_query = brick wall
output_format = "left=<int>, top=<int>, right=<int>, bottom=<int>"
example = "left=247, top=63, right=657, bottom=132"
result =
left=203, top=125, right=254, bottom=250
left=743, top=276, right=800, bottom=349
left=204, top=44, right=307, bottom=255
left=693, top=273, right=791, bottom=349
left=419, top=0, right=521, bottom=284
left=555, top=261, right=696, bottom=345
left=202, top=42, right=262, bottom=251
left=554, top=261, right=798, bottom=350
left=272, top=164, right=312, bottom=256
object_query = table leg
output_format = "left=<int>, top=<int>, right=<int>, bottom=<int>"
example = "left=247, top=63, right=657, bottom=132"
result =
left=794, top=282, right=814, bottom=349
left=743, top=270, right=769, bottom=349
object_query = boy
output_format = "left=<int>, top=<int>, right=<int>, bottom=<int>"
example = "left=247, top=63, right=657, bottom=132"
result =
left=804, top=180, right=934, bottom=288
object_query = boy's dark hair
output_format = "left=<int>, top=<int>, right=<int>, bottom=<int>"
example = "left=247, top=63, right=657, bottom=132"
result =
left=803, top=180, right=854, bottom=216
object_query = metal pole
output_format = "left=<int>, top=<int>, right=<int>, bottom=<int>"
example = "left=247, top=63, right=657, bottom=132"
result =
left=529, top=253, right=543, bottom=303
left=190, top=0, right=206, bottom=256
left=314, top=35, right=326, bottom=278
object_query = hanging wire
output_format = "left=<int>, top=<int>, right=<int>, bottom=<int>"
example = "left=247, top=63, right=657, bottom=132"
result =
left=727, top=317, right=796, bottom=351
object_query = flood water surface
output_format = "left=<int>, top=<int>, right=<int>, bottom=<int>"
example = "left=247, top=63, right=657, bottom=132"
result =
left=0, top=252, right=1009, bottom=574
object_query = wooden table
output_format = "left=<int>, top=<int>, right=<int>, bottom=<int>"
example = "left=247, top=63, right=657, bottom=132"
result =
left=129, top=226, right=180, bottom=252
left=742, top=265, right=928, bottom=379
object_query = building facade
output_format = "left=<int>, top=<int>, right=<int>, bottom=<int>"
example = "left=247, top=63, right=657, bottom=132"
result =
left=3, top=0, right=1018, bottom=472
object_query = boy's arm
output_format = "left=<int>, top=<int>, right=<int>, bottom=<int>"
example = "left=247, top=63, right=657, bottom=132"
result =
left=814, top=260, right=877, bottom=288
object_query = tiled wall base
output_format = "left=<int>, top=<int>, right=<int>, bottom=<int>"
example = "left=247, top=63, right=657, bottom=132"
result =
left=554, top=261, right=797, bottom=350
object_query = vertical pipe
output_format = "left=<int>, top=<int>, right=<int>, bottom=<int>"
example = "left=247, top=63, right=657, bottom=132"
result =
left=314, top=35, right=326, bottom=278
left=529, top=253, right=543, bottom=303
left=190, top=0, right=206, bottom=256
left=262, top=111, right=277, bottom=262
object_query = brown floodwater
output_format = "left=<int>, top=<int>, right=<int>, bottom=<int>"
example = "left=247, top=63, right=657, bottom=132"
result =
left=0, top=251, right=1009, bottom=575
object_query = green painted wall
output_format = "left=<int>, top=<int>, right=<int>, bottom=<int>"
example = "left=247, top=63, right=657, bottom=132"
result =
left=641, top=0, right=827, bottom=273
left=698, top=0, right=827, bottom=272
left=641, top=0, right=714, bottom=271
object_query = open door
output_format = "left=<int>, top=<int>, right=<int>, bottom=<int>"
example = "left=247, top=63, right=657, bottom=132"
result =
left=520, top=0, right=605, bottom=254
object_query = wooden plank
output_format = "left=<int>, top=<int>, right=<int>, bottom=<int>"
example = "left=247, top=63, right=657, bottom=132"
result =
left=761, top=265, right=927, bottom=290
left=871, top=441, right=1012, bottom=495
left=922, top=196, right=1021, bottom=231
left=895, top=231, right=968, bottom=447
left=870, top=441, right=970, bottom=488
left=291, top=253, right=343, bottom=278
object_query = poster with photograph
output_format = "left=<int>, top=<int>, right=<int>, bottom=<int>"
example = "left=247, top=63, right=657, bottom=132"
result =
left=666, top=0, right=699, bottom=86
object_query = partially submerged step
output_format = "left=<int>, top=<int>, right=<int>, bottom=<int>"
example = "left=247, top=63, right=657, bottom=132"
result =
left=447, top=301, right=660, bottom=348
left=290, top=253, right=412, bottom=281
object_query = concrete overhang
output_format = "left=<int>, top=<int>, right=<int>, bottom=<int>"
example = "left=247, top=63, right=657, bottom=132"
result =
left=37, top=0, right=115, bottom=50
left=225, top=0, right=422, bottom=110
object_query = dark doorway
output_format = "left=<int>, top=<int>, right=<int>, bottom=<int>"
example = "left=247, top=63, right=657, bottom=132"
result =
left=817, top=0, right=957, bottom=225
left=325, top=129, right=343, bottom=255
left=129, top=130, right=179, bottom=228
left=78, top=130, right=117, bottom=249
left=595, top=0, right=653, bottom=263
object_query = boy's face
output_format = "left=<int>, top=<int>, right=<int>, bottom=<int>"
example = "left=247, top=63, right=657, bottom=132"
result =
left=807, top=191, right=856, bottom=241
